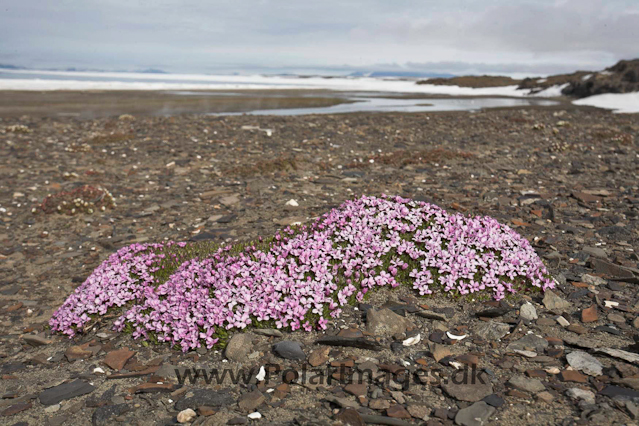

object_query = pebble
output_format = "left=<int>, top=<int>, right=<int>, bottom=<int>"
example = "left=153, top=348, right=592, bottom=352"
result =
left=103, top=348, right=136, bottom=371
left=225, top=333, right=254, bottom=362
left=272, top=341, right=306, bottom=360
left=177, top=408, right=197, bottom=423
left=238, top=390, right=265, bottom=412
left=39, top=380, right=95, bottom=406
left=473, top=321, right=510, bottom=340
left=366, top=308, right=415, bottom=337
left=542, top=290, right=572, bottom=314
left=581, top=305, right=599, bottom=323
left=566, top=351, right=603, bottom=376
left=442, top=371, right=493, bottom=401
left=566, top=388, right=595, bottom=405
left=520, top=303, right=538, bottom=321
left=454, top=401, right=495, bottom=426
left=508, top=376, right=546, bottom=393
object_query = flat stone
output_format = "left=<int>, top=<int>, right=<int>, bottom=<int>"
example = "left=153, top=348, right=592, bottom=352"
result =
left=473, top=321, right=510, bottom=340
left=536, top=391, right=555, bottom=403
left=407, top=404, right=431, bottom=420
left=596, top=348, right=639, bottom=365
left=335, top=408, right=365, bottom=426
left=591, top=258, right=635, bottom=278
left=506, top=334, right=548, bottom=353
left=559, top=370, right=588, bottom=383
left=556, top=316, right=570, bottom=327
left=581, top=274, right=606, bottom=286
left=344, top=383, right=368, bottom=397
left=308, top=347, right=331, bottom=367
left=582, top=246, right=607, bottom=259
left=566, top=388, right=595, bottom=404
left=315, top=336, right=383, bottom=351
left=238, top=390, right=265, bottom=412
left=337, top=328, right=364, bottom=338
left=442, top=371, right=493, bottom=402
left=2, top=402, right=32, bottom=416
left=225, top=333, right=254, bottom=362
left=566, top=351, right=603, bottom=376
left=431, top=344, right=452, bottom=362
left=455, top=401, right=495, bottom=426
left=543, top=290, right=571, bottom=314
left=581, top=305, right=599, bottom=323
left=65, top=345, right=92, bottom=361
left=417, top=310, right=448, bottom=321
left=253, top=329, right=283, bottom=338
left=369, top=399, right=391, bottom=410
left=608, top=313, right=626, bottom=324
left=39, top=380, right=95, bottom=406
left=387, top=404, right=411, bottom=419
left=104, top=348, right=135, bottom=371
left=23, top=335, right=52, bottom=346
left=508, top=376, right=545, bottom=393
left=272, top=341, right=306, bottom=360
left=219, top=195, right=240, bottom=206
left=599, top=385, right=639, bottom=399
left=615, top=378, right=639, bottom=391
left=175, top=389, right=234, bottom=411
left=567, top=324, right=588, bottom=334
left=366, top=308, right=414, bottom=337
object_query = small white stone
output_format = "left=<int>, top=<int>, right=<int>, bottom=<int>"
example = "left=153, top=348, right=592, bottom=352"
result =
left=256, top=366, right=266, bottom=381
left=44, top=404, right=61, bottom=413
left=248, top=412, right=262, bottom=419
left=93, top=367, right=105, bottom=374
left=402, top=334, right=420, bottom=346
left=285, top=199, right=299, bottom=207
left=177, top=408, right=197, bottom=423
left=556, top=316, right=570, bottom=327
left=446, top=332, right=467, bottom=340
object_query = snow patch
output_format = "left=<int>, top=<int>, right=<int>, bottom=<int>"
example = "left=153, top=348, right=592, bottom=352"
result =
left=573, top=92, right=639, bottom=114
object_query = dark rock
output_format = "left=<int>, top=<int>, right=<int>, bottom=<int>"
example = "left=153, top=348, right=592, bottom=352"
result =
left=174, top=389, right=234, bottom=411
left=92, top=404, right=129, bottom=426
left=482, top=394, right=505, bottom=407
left=315, top=336, right=382, bottom=351
left=273, top=341, right=306, bottom=360
left=39, top=380, right=95, bottom=406
left=600, top=385, right=639, bottom=399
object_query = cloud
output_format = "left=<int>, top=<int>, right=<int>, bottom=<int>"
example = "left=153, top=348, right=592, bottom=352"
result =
left=0, top=0, right=637, bottom=75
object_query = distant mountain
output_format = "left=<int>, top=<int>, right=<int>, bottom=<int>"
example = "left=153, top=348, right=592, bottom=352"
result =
left=137, top=68, right=169, bottom=74
left=0, top=64, right=25, bottom=70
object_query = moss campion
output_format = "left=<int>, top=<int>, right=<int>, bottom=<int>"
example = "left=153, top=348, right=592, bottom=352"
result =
left=50, top=195, right=553, bottom=351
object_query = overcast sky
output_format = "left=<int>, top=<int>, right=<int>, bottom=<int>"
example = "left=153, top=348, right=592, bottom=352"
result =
left=1, top=0, right=638, bottom=76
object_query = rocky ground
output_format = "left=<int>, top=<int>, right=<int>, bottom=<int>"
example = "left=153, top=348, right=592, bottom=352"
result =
left=0, top=103, right=638, bottom=426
